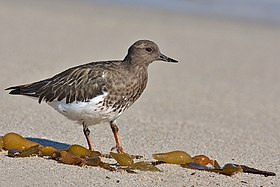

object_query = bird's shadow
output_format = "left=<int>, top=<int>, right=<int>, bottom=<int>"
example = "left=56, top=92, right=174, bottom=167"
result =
left=26, top=138, right=70, bottom=150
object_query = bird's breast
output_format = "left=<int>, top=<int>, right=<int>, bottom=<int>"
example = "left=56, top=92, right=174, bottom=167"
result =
left=103, top=66, right=148, bottom=114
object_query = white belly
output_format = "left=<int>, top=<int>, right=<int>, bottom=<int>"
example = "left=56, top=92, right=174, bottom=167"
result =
left=48, top=93, right=120, bottom=125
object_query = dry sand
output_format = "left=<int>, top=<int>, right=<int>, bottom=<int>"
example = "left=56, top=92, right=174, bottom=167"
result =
left=0, top=1, right=279, bottom=186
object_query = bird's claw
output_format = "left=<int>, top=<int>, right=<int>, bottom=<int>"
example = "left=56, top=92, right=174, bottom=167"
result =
left=111, top=145, right=125, bottom=154
left=110, top=145, right=143, bottom=159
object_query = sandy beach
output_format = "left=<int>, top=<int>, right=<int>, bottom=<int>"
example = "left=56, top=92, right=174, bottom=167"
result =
left=0, top=0, right=279, bottom=186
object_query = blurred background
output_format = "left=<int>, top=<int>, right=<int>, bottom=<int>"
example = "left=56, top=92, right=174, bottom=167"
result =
left=94, top=0, right=280, bottom=24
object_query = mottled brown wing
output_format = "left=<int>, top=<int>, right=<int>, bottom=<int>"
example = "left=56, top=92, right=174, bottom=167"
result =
left=37, top=66, right=107, bottom=104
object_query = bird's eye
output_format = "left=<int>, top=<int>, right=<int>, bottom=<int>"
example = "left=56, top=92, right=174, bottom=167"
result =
left=145, top=47, right=152, bottom=52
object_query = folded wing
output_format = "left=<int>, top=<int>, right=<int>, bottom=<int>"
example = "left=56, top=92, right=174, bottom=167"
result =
left=6, top=66, right=107, bottom=104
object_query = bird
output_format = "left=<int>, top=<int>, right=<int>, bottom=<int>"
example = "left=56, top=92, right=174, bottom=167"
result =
left=5, top=40, right=178, bottom=154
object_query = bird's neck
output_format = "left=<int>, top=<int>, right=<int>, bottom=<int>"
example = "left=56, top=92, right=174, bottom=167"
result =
left=123, top=55, right=151, bottom=67
left=122, top=55, right=149, bottom=82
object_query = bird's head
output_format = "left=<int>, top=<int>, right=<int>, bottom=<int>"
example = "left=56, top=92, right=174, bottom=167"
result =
left=125, top=40, right=178, bottom=65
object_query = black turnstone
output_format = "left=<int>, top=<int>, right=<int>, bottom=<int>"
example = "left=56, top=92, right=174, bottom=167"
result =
left=5, top=40, right=178, bottom=153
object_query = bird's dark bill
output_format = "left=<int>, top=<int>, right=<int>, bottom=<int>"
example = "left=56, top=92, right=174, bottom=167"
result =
left=159, top=53, right=178, bottom=63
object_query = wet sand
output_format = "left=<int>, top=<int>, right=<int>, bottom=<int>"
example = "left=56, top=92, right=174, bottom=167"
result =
left=0, top=1, right=279, bottom=186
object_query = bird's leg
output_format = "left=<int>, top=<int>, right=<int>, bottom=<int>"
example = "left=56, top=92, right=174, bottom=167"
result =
left=110, top=120, right=125, bottom=154
left=83, top=123, right=94, bottom=151
left=108, top=121, right=143, bottom=159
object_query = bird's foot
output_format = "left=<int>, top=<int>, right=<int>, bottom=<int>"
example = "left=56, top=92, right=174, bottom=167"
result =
left=109, top=145, right=143, bottom=159
left=111, top=145, right=125, bottom=154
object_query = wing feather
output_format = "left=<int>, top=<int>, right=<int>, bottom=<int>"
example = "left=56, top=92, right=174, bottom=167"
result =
left=6, top=61, right=120, bottom=104
left=37, top=66, right=107, bottom=103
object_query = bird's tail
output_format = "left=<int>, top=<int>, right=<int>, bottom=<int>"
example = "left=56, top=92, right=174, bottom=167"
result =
left=5, top=79, right=49, bottom=98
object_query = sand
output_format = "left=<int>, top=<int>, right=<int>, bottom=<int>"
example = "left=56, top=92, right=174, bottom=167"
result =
left=0, top=0, right=279, bottom=186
